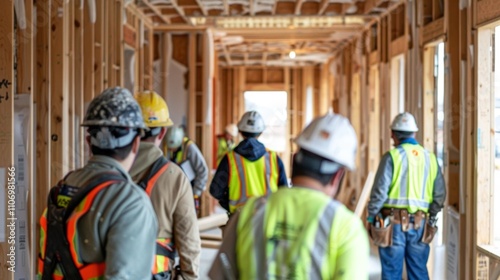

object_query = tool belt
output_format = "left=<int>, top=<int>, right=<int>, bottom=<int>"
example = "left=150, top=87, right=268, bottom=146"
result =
left=381, top=208, right=426, bottom=231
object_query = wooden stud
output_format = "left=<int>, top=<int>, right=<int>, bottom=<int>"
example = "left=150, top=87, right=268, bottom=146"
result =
left=74, top=0, right=84, bottom=169
left=94, top=0, right=104, bottom=94
left=50, top=0, right=69, bottom=185
left=188, top=32, right=196, bottom=138
left=67, top=0, right=75, bottom=172
left=0, top=2, right=14, bottom=278
left=17, top=0, right=35, bottom=274
left=83, top=0, right=95, bottom=102
left=35, top=0, right=51, bottom=273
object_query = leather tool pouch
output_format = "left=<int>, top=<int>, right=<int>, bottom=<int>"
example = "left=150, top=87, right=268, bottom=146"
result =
left=421, top=221, right=438, bottom=244
left=413, top=211, right=424, bottom=230
left=369, top=219, right=393, bottom=248
left=400, top=209, right=410, bottom=232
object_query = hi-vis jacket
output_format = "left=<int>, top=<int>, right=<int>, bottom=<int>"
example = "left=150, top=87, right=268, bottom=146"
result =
left=166, top=137, right=208, bottom=196
left=210, top=138, right=289, bottom=213
left=208, top=187, right=370, bottom=279
left=368, top=139, right=446, bottom=217
left=38, top=156, right=157, bottom=280
left=130, top=142, right=201, bottom=280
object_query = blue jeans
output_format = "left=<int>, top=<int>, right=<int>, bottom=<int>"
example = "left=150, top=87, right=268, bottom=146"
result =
left=379, top=220, right=430, bottom=280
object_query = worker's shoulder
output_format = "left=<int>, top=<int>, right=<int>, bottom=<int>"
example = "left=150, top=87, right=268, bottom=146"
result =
left=331, top=203, right=364, bottom=231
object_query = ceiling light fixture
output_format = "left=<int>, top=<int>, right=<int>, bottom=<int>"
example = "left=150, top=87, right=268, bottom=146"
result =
left=289, top=51, right=296, bottom=59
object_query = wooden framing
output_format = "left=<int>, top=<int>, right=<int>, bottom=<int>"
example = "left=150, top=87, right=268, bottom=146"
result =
left=0, top=1, right=14, bottom=278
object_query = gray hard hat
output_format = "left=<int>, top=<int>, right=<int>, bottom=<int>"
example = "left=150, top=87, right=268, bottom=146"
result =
left=82, top=87, right=148, bottom=129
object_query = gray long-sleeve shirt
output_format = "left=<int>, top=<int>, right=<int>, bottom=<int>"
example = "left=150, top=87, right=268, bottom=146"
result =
left=62, top=156, right=158, bottom=279
left=367, top=147, right=446, bottom=217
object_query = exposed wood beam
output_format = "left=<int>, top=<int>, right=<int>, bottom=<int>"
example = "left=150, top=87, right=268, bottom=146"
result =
left=154, top=24, right=207, bottom=31
left=223, top=0, right=229, bottom=15
left=319, top=0, right=330, bottom=15
left=195, top=0, right=208, bottom=16
left=222, top=44, right=233, bottom=66
left=170, top=0, right=190, bottom=24
left=142, top=0, right=171, bottom=24
left=295, top=0, right=305, bottom=15
left=250, top=0, right=255, bottom=16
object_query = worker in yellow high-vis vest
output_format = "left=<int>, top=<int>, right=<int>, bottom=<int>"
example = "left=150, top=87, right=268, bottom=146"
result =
left=130, top=91, right=201, bottom=279
left=367, top=112, right=446, bottom=280
left=216, top=123, right=238, bottom=165
left=209, top=113, right=369, bottom=279
left=210, top=111, right=289, bottom=215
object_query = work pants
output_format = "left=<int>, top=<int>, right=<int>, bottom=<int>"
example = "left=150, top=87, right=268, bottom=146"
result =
left=379, top=220, right=430, bottom=280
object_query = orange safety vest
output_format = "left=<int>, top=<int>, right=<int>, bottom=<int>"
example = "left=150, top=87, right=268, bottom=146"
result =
left=136, top=156, right=176, bottom=275
left=38, top=173, right=125, bottom=280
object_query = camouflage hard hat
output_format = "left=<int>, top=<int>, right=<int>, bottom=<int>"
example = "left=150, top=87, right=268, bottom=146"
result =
left=82, top=87, right=148, bottom=129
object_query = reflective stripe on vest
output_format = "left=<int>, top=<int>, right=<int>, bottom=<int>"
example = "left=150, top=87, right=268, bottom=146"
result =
left=237, top=193, right=340, bottom=279
left=384, top=144, right=438, bottom=213
left=227, top=150, right=279, bottom=213
left=152, top=238, right=174, bottom=275
left=38, top=181, right=116, bottom=279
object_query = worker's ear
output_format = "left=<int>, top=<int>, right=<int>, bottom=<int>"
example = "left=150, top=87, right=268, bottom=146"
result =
left=157, top=127, right=168, bottom=141
left=330, top=168, right=346, bottom=198
left=131, top=135, right=141, bottom=154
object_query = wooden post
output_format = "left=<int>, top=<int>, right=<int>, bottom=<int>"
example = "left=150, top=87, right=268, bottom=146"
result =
left=94, top=0, right=104, bottom=94
left=50, top=0, right=70, bottom=185
left=35, top=0, right=51, bottom=273
left=17, top=0, right=36, bottom=274
left=83, top=0, right=95, bottom=102
left=0, top=1, right=15, bottom=278
left=188, top=32, right=196, bottom=138
left=74, top=0, right=84, bottom=168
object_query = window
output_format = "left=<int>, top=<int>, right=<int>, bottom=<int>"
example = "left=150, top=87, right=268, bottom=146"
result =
left=244, top=91, right=288, bottom=152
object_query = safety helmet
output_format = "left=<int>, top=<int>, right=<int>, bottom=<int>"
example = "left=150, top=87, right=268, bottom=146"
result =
left=165, top=126, right=185, bottom=149
left=82, top=87, right=147, bottom=129
left=237, top=111, right=265, bottom=133
left=82, top=87, right=147, bottom=149
left=225, top=124, right=238, bottom=137
left=294, top=113, right=357, bottom=171
left=391, top=112, right=419, bottom=132
left=134, top=91, right=173, bottom=128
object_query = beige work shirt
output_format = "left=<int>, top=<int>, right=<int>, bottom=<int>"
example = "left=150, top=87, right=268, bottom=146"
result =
left=130, top=142, right=201, bottom=279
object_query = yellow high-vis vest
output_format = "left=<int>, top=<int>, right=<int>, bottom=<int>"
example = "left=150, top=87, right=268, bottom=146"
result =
left=227, top=150, right=279, bottom=213
left=384, top=143, right=439, bottom=213
left=236, top=188, right=344, bottom=279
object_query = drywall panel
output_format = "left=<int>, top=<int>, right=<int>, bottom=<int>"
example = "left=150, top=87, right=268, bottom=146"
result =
left=167, top=59, right=189, bottom=126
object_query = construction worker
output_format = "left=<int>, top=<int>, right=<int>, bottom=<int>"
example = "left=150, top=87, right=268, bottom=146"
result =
left=367, top=112, right=446, bottom=280
left=210, top=110, right=288, bottom=214
left=37, top=87, right=158, bottom=279
left=130, top=91, right=201, bottom=279
left=165, top=125, right=209, bottom=216
left=208, top=113, right=369, bottom=279
left=216, top=123, right=238, bottom=165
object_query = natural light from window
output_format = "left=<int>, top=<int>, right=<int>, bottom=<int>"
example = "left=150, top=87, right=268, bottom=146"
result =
left=244, top=91, right=288, bottom=152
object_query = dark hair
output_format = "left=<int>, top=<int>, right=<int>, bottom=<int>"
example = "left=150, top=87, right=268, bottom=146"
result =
left=392, top=130, right=414, bottom=141
left=291, top=149, right=342, bottom=186
left=241, top=131, right=261, bottom=138
left=88, top=126, right=139, bottom=161
left=141, top=127, right=162, bottom=140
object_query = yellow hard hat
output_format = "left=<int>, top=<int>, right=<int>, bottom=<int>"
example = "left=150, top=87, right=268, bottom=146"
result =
left=134, top=91, right=173, bottom=128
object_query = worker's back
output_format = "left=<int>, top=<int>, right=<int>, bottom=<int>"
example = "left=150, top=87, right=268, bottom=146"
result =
left=236, top=187, right=369, bottom=280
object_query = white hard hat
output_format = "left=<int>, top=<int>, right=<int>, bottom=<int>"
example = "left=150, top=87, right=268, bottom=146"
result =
left=237, top=111, right=265, bottom=134
left=165, top=126, right=185, bottom=149
left=391, top=112, right=419, bottom=132
left=294, top=113, right=357, bottom=170
left=225, top=124, right=238, bottom=137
